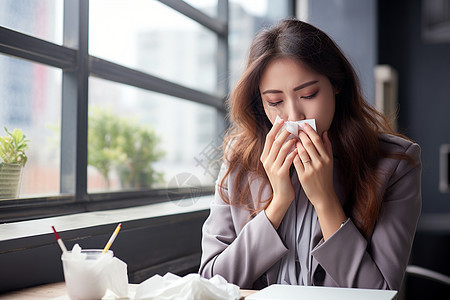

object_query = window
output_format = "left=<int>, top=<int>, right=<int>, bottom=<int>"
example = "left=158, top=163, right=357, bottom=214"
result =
left=89, top=0, right=219, bottom=94
left=0, top=54, right=62, bottom=197
left=229, top=0, right=294, bottom=86
left=87, top=77, right=219, bottom=192
left=0, top=0, right=294, bottom=222
left=422, top=0, right=450, bottom=42
left=0, top=0, right=63, bottom=44
left=184, top=0, right=219, bottom=18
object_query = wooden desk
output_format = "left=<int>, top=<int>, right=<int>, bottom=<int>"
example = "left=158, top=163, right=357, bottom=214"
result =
left=0, top=282, right=68, bottom=300
left=0, top=282, right=256, bottom=299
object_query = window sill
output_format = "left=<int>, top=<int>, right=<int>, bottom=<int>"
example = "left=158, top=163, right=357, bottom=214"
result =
left=0, top=195, right=212, bottom=242
left=0, top=196, right=212, bottom=293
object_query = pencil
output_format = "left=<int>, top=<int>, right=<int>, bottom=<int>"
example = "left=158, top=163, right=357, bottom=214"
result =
left=102, top=223, right=121, bottom=254
left=52, top=226, right=68, bottom=253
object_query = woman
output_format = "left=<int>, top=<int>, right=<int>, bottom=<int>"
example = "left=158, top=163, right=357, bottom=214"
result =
left=199, top=19, right=421, bottom=291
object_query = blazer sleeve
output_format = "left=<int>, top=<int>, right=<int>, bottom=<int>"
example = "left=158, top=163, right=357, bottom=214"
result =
left=199, top=164, right=288, bottom=289
left=311, top=142, right=422, bottom=290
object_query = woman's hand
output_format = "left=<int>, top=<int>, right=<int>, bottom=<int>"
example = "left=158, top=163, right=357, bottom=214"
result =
left=293, top=123, right=346, bottom=240
left=261, top=119, right=298, bottom=229
left=293, top=124, right=335, bottom=206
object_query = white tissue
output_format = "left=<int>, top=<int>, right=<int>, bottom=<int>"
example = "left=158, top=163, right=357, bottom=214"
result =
left=65, top=244, right=129, bottom=298
left=134, top=273, right=241, bottom=300
left=104, top=257, right=129, bottom=297
left=274, top=116, right=317, bottom=152
left=69, top=243, right=86, bottom=259
left=275, top=115, right=317, bottom=140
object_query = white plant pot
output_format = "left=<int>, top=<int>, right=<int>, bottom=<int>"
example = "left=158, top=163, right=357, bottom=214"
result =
left=0, top=163, right=23, bottom=199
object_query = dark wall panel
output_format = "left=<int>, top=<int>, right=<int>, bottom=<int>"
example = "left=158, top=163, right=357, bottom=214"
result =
left=378, top=0, right=450, bottom=214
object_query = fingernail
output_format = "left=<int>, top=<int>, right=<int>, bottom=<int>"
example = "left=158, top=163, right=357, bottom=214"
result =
left=278, top=118, right=284, bottom=125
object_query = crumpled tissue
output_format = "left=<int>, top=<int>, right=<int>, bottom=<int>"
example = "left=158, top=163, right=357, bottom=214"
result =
left=104, top=254, right=129, bottom=298
left=275, top=115, right=317, bottom=140
left=134, top=272, right=241, bottom=300
left=65, top=244, right=129, bottom=298
left=275, top=115, right=317, bottom=152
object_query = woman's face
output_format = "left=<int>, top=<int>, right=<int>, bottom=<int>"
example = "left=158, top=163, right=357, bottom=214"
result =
left=259, top=57, right=336, bottom=136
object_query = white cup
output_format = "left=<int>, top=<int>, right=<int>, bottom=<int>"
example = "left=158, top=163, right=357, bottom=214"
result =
left=61, top=249, right=113, bottom=300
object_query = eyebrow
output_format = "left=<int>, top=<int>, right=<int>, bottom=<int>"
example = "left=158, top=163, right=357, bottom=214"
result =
left=262, top=80, right=319, bottom=95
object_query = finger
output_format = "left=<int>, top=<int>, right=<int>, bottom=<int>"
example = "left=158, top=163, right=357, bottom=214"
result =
left=273, top=138, right=296, bottom=168
left=266, top=129, right=292, bottom=163
left=302, top=123, right=328, bottom=158
left=299, top=131, right=320, bottom=162
left=261, top=119, right=285, bottom=161
left=281, top=148, right=298, bottom=170
left=296, top=141, right=311, bottom=165
left=293, top=153, right=304, bottom=174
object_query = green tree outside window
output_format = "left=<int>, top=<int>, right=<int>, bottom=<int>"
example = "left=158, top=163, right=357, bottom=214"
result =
left=88, top=107, right=164, bottom=189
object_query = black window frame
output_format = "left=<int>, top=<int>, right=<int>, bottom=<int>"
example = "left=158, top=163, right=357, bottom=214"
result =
left=0, top=0, right=295, bottom=223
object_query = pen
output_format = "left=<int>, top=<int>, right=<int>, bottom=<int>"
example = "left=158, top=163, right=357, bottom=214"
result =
left=102, top=223, right=121, bottom=254
left=52, top=226, right=68, bottom=253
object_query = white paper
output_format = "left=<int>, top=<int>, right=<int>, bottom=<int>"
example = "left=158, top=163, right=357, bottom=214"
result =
left=275, top=115, right=317, bottom=141
left=134, top=272, right=241, bottom=300
left=274, top=115, right=317, bottom=152
left=246, top=284, right=397, bottom=300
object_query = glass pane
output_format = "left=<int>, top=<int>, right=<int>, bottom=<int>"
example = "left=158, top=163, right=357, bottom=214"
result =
left=0, top=0, right=63, bottom=45
left=89, top=0, right=219, bottom=95
left=0, top=54, right=62, bottom=199
left=184, top=0, right=218, bottom=18
left=229, top=0, right=291, bottom=87
left=88, top=77, right=220, bottom=193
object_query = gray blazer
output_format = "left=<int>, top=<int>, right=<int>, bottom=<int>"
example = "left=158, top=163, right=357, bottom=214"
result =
left=199, top=134, right=422, bottom=290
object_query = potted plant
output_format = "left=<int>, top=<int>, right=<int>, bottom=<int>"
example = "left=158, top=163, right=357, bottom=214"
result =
left=0, top=127, right=30, bottom=199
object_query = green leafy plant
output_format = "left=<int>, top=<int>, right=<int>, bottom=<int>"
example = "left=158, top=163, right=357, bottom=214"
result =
left=115, top=121, right=165, bottom=188
left=0, top=127, right=30, bottom=166
left=88, top=107, right=164, bottom=189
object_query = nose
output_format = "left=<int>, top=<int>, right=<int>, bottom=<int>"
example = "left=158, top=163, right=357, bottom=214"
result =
left=286, top=98, right=305, bottom=121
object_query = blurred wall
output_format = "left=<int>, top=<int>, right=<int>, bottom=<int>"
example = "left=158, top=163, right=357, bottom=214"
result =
left=378, top=0, right=450, bottom=214
left=378, top=1, right=450, bottom=298
left=301, top=0, right=377, bottom=105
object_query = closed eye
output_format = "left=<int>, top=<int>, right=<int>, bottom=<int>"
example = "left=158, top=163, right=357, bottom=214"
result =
left=301, top=91, right=318, bottom=100
left=268, top=100, right=283, bottom=107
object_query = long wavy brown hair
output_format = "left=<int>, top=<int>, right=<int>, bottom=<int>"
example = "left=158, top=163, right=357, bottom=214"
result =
left=220, top=19, right=410, bottom=239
